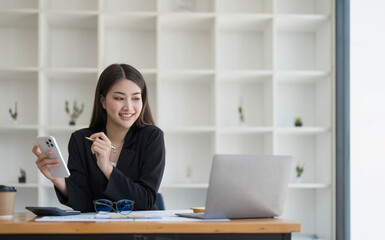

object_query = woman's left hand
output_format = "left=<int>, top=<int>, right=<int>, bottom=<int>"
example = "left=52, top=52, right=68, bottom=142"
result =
left=89, top=132, right=113, bottom=175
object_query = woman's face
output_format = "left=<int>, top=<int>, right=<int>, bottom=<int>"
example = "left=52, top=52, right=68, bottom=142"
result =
left=101, top=79, right=143, bottom=130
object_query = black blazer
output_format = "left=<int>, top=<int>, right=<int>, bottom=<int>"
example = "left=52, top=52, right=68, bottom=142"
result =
left=55, top=125, right=165, bottom=212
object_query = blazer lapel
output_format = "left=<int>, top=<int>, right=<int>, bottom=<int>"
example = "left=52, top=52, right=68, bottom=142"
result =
left=116, top=127, right=137, bottom=172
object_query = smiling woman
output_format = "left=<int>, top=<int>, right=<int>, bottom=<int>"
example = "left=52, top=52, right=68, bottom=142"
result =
left=100, top=79, right=143, bottom=131
left=90, top=64, right=155, bottom=130
left=32, top=64, right=165, bottom=212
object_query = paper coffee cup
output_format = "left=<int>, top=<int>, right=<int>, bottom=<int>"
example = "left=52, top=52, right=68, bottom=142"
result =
left=0, top=185, right=16, bottom=219
left=190, top=207, right=205, bottom=213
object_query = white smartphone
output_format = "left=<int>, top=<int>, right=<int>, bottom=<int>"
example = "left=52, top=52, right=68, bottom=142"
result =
left=36, top=136, right=70, bottom=178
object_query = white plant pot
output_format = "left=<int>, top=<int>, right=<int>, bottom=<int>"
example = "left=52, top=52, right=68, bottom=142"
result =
left=239, top=121, right=246, bottom=127
left=295, top=176, right=303, bottom=183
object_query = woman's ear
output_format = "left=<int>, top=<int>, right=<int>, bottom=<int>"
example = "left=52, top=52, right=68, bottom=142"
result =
left=100, top=95, right=106, bottom=109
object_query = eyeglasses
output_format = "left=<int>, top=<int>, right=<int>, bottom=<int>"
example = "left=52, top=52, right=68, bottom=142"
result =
left=93, top=199, right=135, bottom=215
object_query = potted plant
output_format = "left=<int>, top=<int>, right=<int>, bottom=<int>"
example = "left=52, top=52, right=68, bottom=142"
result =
left=185, top=166, right=192, bottom=184
left=294, top=117, right=303, bottom=127
left=295, top=164, right=304, bottom=183
left=65, top=100, right=84, bottom=125
left=18, top=168, right=26, bottom=183
left=238, top=97, right=246, bottom=126
left=9, top=101, right=18, bottom=124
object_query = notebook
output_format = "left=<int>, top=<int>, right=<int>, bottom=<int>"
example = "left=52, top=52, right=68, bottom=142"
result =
left=176, top=154, right=293, bottom=219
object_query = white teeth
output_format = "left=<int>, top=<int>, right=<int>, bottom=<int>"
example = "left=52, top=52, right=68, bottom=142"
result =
left=120, top=113, right=133, bottom=117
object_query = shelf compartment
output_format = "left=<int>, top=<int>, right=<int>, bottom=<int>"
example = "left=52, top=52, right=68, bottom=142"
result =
left=216, top=0, right=273, bottom=13
left=42, top=0, right=98, bottom=11
left=40, top=71, right=96, bottom=126
left=276, top=0, right=330, bottom=15
left=103, top=14, right=156, bottom=69
left=162, top=132, right=215, bottom=185
left=217, top=16, right=273, bottom=70
left=41, top=13, right=98, bottom=68
left=275, top=133, right=332, bottom=184
left=158, top=72, right=215, bottom=127
left=159, top=0, right=214, bottom=13
left=275, top=75, right=331, bottom=127
left=0, top=131, right=39, bottom=184
left=104, top=0, right=156, bottom=12
left=216, top=132, right=273, bottom=154
left=283, top=188, right=332, bottom=239
left=275, top=15, right=330, bottom=71
left=0, top=12, right=38, bottom=68
left=0, top=0, right=38, bottom=10
left=217, top=76, right=273, bottom=127
left=159, top=15, right=215, bottom=69
left=0, top=70, right=38, bottom=125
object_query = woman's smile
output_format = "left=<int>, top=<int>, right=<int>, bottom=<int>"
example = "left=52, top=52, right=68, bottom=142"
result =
left=119, top=112, right=135, bottom=120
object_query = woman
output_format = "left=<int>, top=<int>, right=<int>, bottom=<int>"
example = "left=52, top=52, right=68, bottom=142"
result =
left=32, top=64, right=165, bottom=212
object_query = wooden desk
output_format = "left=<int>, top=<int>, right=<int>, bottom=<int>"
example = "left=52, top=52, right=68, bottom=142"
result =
left=0, top=212, right=300, bottom=240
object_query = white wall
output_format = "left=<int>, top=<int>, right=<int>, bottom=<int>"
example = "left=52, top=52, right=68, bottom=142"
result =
left=351, top=1, right=385, bottom=239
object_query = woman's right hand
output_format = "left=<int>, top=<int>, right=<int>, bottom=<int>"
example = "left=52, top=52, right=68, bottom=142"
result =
left=32, top=144, right=59, bottom=181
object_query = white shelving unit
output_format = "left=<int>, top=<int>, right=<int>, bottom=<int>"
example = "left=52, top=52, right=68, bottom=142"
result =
left=0, top=0, right=335, bottom=239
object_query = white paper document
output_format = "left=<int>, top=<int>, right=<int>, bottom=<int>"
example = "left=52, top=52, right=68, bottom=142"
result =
left=35, top=210, right=230, bottom=222
left=35, top=213, right=108, bottom=222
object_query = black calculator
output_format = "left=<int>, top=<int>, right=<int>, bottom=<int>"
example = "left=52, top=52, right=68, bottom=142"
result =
left=26, top=207, right=80, bottom=216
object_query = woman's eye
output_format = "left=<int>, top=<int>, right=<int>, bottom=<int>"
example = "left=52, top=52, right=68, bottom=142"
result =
left=133, top=97, right=141, bottom=101
left=114, top=97, right=124, bottom=101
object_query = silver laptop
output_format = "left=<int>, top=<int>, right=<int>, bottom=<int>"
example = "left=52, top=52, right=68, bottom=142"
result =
left=176, top=154, right=293, bottom=219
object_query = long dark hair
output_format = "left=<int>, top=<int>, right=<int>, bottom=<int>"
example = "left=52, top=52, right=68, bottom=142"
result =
left=89, top=64, right=155, bottom=129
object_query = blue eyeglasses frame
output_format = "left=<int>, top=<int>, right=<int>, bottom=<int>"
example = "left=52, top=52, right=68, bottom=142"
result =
left=93, top=199, right=135, bottom=215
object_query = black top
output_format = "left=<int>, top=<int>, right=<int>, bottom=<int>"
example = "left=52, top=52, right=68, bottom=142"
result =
left=55, top=125, right=165, bottom=212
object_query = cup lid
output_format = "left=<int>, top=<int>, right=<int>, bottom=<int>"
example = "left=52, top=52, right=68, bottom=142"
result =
left=0, top=185, right=16, bottom=192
